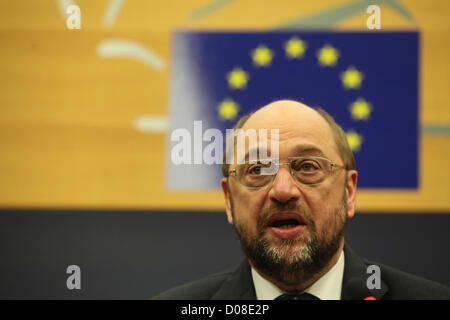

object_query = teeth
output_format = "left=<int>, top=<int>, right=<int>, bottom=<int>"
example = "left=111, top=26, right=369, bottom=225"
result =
left=276, top=224, right=298, bottom=229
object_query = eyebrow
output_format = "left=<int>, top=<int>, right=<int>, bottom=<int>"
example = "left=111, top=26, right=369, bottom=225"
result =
left=240, top=144, right=328, bottom=162
left=291, top=145, right=328, bottom=158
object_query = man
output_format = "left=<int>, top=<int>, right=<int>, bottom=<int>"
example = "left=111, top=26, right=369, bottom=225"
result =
left=154, top=100, right=450, bottom=300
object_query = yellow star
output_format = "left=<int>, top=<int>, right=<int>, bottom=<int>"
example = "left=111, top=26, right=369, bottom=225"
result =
left=341, top=66, right=364, bottom=89
left=284, top=37, right=307, bottom=59
left=349, top=98, right=372, bottom=121
left=251, top=44, right=274, bottom=67
left=217, top=98, right=239, bottom=120
left=346, top=130, right=364, bottom=152
left=316, top=44, right=340, bottom=67
left=226, top=67, right=249, bottom=90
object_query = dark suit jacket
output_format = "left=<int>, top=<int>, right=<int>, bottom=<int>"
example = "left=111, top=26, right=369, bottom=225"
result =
left=153, top=244, right=450, bottom=300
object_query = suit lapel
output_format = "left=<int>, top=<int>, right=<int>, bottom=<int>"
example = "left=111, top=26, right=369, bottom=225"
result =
left=210, top=259, right=257, bottom=300
left=342, top=243, right=389, bottom=300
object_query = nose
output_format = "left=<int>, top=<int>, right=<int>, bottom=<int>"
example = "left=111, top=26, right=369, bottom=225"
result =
left=268, top=165, right=301, bottom=204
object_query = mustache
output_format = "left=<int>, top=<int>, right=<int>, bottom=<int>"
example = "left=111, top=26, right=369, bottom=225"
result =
left=257, top=201, right=315, bottom=229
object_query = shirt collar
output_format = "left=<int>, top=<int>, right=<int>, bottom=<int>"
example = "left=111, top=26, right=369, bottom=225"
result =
left=251, top=250, right=345, bottom=300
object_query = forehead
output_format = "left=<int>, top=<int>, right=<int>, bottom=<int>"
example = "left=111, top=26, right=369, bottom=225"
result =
left=241, top=101, right=338, bottom=158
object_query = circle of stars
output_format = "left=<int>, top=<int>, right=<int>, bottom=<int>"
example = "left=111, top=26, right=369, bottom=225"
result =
left=218, top=36, right=373, bottom=152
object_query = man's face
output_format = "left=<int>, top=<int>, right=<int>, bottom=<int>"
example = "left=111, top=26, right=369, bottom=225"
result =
left=221, top=101, right=358, bottom=290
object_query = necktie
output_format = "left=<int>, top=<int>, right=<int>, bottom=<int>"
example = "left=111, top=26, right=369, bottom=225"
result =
left=275, top=293, right=320, bottom=300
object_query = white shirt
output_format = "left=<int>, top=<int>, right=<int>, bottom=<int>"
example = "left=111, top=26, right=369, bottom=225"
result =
left=251, top=250, right=345, bottom=300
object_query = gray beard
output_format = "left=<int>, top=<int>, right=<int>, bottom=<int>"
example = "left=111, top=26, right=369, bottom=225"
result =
left=232, top=197, right=347, bottom=292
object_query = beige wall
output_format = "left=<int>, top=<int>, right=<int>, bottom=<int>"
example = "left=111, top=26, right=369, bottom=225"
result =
left=0, top=0, right=449, bottom=211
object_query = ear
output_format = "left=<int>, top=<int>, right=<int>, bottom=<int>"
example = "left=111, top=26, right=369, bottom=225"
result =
left=345, top=170, right=358, bottom=219
left=221, top=178, right=234, bottom=225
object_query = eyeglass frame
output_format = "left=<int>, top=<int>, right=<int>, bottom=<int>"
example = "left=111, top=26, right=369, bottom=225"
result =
left=227, top=156, right=346, bottom=189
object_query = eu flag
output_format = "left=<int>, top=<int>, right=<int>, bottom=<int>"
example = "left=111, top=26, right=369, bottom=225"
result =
left=166, top=31, right=418, bottom=190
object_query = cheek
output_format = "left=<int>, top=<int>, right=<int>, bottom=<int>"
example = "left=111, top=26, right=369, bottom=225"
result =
left=303, top=186, right=337, bottom=227
left=232, top=189, right=266, bottom=230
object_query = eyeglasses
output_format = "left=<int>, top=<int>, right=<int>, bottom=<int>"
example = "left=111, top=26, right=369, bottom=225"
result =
left=228, top=156, right=345, bottom=189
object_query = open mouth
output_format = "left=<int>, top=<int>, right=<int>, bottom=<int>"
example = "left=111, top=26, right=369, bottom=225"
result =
left=270, top=219, right=302, bottom=229
left=266, top=212, right=306, bottom=239
left=266, top=212, right=306, bottom=229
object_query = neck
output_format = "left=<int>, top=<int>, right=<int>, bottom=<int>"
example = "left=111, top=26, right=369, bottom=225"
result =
left=250, top=239, right=344, bottom=293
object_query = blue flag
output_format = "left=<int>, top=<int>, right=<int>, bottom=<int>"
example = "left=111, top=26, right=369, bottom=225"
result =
left=166, top=31, right=419, bottom=190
